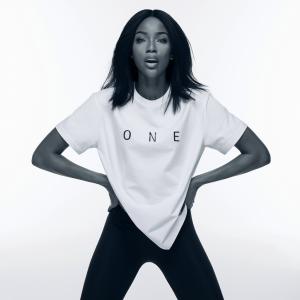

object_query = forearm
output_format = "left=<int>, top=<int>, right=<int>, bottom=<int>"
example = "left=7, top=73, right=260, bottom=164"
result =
left=193, top=153, right=268, bottom=187
left=33, top=153, right=108, bottom=187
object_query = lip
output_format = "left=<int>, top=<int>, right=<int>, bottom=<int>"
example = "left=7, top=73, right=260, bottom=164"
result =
left=144, top=57, right=159, bottom=63
left=144, top=61, right=159, bottom=68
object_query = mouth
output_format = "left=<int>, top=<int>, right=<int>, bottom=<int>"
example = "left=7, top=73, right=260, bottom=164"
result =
left=144, top=58, right=159, bottom=68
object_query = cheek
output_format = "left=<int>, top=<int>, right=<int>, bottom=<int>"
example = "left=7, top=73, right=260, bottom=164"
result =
left=133, top=53, right=145, bottom=67
left=160, top=43, right=171, bottom=53
left=132, top=44, right=145, bottom=56
left=131, top=50, right=142, bottom=65
left=160, top=48, right=172, bottom=61
left=159, top=57, right=171, bottom=69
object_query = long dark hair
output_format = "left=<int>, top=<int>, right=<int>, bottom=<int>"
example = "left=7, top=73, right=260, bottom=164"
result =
left=101, top=9, right=209, bottom=114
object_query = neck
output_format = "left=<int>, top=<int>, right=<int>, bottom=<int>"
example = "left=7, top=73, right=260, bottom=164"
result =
left=135, top=77, right=169, bottom=100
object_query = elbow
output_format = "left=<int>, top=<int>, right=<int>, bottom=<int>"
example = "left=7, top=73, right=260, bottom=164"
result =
left=32, top=147, right=59, bottom=170
left=246, top=147, right=271, bottom=167
left=264, top=152, right=271, bottom=165
left=32, top=147, right=49, bottom=168
left=31, top=150, right=42, bottom=167
left=258, top=147, right=271, bottom=166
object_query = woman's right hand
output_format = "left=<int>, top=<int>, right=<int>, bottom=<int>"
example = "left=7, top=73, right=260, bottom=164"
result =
left=101, top=174, right=119, bottom=209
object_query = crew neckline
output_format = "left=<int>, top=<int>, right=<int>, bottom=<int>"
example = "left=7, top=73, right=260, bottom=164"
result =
left=134, top=83, right=170, bottom=108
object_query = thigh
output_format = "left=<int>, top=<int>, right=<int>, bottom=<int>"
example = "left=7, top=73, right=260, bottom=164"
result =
left=80, top=207, right=143, bottom=300
left=157, top=210, right=224, bottom=300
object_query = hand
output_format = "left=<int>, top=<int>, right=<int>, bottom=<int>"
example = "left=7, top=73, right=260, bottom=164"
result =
left=179, top=176, right=203, bottom=214
left=101, top=174, right=119, bottom=209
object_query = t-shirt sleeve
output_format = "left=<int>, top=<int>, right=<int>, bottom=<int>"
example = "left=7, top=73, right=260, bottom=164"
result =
left=55, top=91, right=101, bottom=155
left=203, top=91, right=248, bottom=154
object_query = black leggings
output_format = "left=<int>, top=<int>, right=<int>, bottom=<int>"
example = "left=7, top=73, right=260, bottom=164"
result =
left=80, top=204, right=224, bottom=300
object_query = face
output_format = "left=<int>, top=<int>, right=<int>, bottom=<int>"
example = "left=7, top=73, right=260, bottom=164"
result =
left=132, top=17, right=172, bottom=80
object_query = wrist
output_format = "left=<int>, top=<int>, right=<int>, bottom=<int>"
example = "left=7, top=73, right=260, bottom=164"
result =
left=96, top=173, right=109, bottom=188
left=192, top=175, right=206, bottom=188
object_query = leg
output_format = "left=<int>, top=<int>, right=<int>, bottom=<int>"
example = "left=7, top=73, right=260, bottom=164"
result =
left=156, top=210, right=224, bottom=300
left=80, top=207, right=143, bottom=300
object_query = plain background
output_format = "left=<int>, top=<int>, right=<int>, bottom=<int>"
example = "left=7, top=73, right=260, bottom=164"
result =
left=1, top=1, right=299, bottom=299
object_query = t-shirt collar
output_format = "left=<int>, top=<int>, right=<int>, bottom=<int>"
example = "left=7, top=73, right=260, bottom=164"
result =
left=133, top=82, right=170, bottom=108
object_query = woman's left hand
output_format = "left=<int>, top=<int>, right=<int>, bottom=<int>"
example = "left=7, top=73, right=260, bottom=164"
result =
left=179, top=177, right=203, bottom=214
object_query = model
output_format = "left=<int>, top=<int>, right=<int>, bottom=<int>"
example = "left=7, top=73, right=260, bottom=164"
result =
left=32, top=9, right=271, bottom=300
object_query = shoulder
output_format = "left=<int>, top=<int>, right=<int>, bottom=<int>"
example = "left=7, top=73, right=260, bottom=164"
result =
left=93, top=87, right=115, bottom=110
left=188, top=88, right=210, bottom=110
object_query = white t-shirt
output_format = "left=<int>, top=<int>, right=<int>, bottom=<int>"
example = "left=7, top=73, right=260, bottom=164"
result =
left=55, top=84, right=247, bottom=250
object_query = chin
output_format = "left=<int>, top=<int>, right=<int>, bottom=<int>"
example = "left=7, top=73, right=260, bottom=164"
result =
left=143, top=69, right=165, bottom=77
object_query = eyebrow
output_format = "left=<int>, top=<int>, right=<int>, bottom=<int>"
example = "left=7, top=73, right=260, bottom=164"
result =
left=135, top=31, right=169, bottom=36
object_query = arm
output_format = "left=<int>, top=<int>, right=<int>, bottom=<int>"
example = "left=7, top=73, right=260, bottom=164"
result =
left=181, top=126, right=270, bottom=213
left=31, top=127, right=110, bottom=189
left=193, top=126, right=271, bottom=188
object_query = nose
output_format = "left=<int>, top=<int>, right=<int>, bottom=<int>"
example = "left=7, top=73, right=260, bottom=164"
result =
left=146, top=39, right=157, bottom=53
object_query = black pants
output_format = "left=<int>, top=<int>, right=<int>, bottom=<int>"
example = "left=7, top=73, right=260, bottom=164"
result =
left=80, top=204, right=224, bottom=300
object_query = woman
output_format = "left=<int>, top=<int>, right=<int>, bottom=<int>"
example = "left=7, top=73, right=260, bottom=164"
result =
left=32, top=9, right=271, bottom=300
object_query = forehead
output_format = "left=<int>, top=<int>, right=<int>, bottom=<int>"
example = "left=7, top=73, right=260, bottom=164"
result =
left=135, top=17, right=168, bottom=35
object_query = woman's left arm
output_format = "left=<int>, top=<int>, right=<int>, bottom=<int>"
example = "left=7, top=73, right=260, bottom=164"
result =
left=193, top=126, right=271, bottom=188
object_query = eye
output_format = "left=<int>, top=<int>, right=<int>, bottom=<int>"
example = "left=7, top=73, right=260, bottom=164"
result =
left=135, top=37, right=144, bottom=43
left=158, top=38, right=168, bottom=43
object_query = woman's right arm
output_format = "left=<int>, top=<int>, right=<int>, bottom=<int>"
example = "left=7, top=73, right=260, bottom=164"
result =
left=31, top=127, right=110, bottom=188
